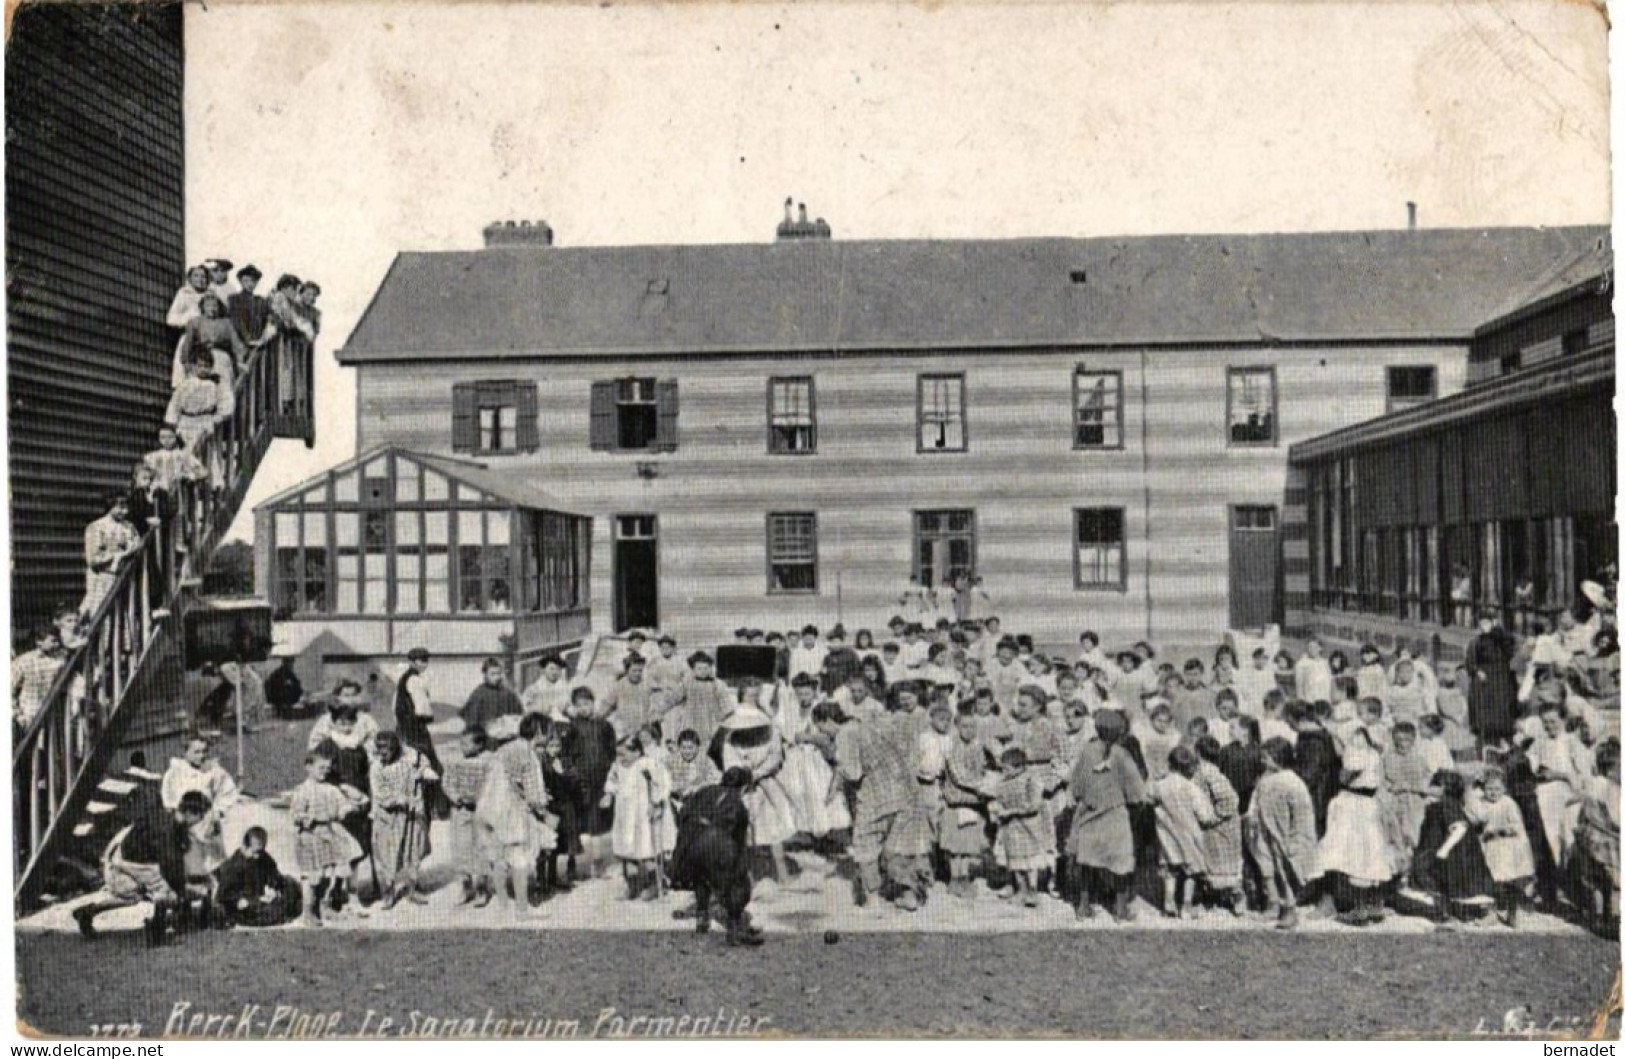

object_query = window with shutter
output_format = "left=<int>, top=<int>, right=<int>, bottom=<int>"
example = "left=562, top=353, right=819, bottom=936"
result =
left=654, top=378, right=680, bottom=452
left=456, top=380, right=537, bottom=455
left=589, top=381, right=617, bottom=450
left=451, top=383, right=478, bottom=453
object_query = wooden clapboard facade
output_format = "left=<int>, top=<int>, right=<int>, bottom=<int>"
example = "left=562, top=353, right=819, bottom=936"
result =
left=6, top=3, right=186, bottom=637
left=1284, top=258, right=1615, bottom=660
left=333, top=220, right=1605, bottom=649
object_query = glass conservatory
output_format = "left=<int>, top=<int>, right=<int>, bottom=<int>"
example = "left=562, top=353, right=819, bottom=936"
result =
left=253, top=447, right=592, bottom=693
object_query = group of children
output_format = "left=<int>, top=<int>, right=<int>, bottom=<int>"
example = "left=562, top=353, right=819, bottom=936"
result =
left=333, top=607, right=1616, bottom=934
left=71, top=598, right=1617, bottom=943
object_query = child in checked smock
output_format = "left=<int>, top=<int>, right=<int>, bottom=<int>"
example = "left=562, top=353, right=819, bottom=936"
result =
left=289, top=750, right=368, bottom=927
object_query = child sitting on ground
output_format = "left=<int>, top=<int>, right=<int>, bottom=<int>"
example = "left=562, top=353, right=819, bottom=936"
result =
left=214, top=826, right=300, bottom=927
left=1411, top=771, right=1494, bottom=929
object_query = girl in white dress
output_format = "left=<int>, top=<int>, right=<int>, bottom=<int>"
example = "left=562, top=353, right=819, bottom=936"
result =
left=602, top=733, right=674, bottom=900
left=160, top=735, right=242, bottom=878
left=771, top=676, right=852, bottom=840
left=1468, top=768, right=1537, bottom=927
left=720, top=706, right=797, bottom=886
left=1318, top=728, right=1399, bottom=925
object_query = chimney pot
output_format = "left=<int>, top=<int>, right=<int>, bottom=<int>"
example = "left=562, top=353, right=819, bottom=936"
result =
left=1406, top=201, right=1418, bottom=231
left=484, top=219, right=554, bottom=248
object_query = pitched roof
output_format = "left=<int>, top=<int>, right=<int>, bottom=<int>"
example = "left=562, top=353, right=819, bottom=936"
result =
left=254, top=445, right=578, bottom=514
left=337, top=226, right=1609, bottom=362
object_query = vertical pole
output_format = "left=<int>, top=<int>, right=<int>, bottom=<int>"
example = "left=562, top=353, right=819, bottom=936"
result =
left=235, top=653, right=246, bottom=785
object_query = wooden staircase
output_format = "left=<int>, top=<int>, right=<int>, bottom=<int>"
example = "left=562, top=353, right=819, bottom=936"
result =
left=13, top=332, right=315, bottom=912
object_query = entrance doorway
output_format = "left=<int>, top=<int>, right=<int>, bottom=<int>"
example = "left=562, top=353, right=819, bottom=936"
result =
left=613, top=514, right=658, bottom=632
left=1229, top=504, right=1282, bottom=629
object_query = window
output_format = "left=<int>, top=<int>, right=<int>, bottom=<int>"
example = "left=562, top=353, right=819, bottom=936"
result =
left=452, top=381, right=538, bottom=454
left=616, top=378, right=658, bottom=450
left=1499, top=351, right=1522, bottom=376
left=457, top=509, right=512, bottom=613
left=767, top=513, right=818, bottom=593
left=768, top=377, right=817, bottom=454
left=272, top=510, right=327, bottom=619
left=1231, top=505, right=1277, bottom=531
left=1226, top=367, right=1277, bottom=445
left=1074, top=508, right=1126, bottom=590
left=1073, top=369, right=1123, bottom=449
left=1562, top=328, right=1590, bottom=357
left=1386, top=366, right=1437, bottom=413
left=914, top=510, right=975, bottom=587
left=589, top=378, right=679, bottom=452
left=917, top=374, right=967, bottom=452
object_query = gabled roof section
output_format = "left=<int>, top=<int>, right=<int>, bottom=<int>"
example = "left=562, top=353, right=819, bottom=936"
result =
left=336, top=225, right=1609, bottom=362
left=254, top=445, right=579, bottom=514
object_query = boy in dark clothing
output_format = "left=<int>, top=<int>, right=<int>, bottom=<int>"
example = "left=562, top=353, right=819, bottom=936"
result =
left=215, top=826, right=300, bottom=926
left=264, top=657, right=305, bottom=718
left=565, top=686, right=617, bottom=878
left=461, top=657, right=523, bottom=729
left=670, top=767, right=762, bottom=947
left=74, top=788, right=209, bottom=945
left=1288, top=701, right=1341, bottom=835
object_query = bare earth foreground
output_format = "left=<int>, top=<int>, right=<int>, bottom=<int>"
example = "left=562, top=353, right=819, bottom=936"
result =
left=16, top=929, right=1621, bottom=1039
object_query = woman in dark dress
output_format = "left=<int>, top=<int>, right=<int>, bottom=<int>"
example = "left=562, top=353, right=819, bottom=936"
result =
left=1466, top=612, right=1519, bottom=748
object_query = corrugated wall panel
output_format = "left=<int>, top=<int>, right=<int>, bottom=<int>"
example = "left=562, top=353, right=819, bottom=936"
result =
left=6, top=3, right=185, bottom=636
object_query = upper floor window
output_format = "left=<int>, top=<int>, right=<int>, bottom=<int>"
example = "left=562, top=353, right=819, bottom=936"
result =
left=918, top=373, right=966, bottom=453
left=1227, top=367, right=1277, bottom=446
left=452, top=380, right=538, bottom=454
left=1385, top=365, right=1437, bottom=413
left=768, top=376, right=817, bottom=454
left=1074, top=369, right=1123, bottom=449
left=589, top=377, right=679, bottom=452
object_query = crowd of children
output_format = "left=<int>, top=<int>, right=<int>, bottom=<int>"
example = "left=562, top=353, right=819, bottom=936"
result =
left=62, top=587, right=1620, bottom=944
left=256, top=591, right=1615, bottom=938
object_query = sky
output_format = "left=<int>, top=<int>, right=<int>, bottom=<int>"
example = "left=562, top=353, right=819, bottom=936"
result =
left=183, top=1, right=1613, bottom=541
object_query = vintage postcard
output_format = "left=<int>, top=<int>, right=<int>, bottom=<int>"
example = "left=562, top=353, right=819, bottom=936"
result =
left=6, top=0, right=1619, bottom=1041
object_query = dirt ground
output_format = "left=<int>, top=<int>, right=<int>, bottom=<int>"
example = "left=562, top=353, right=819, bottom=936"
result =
left=16, top=928, right=1620, bottom=1039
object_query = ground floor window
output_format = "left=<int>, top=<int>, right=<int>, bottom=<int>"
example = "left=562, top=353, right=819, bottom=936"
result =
left=1075, top=508, right=1127, bottom=590
left=914, top=510, right=975, bottom=588
left=767, top=513, right=818, bottom=593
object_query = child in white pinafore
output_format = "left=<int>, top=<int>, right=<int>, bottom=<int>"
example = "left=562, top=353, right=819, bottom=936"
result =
left=603, top=734, right=675, bottom=900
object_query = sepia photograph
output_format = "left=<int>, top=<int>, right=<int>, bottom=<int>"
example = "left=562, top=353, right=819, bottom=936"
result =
left=5, top=0, right=1620, bottom=1040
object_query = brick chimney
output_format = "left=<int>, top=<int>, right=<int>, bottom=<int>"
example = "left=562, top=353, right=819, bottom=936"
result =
left=483, top=219, right=555, bottom=248
left=775, top=198, right=832, bottom=241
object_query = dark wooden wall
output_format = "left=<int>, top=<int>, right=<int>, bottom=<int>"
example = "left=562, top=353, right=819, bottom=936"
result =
left=6, top=3, right=185, bottom=638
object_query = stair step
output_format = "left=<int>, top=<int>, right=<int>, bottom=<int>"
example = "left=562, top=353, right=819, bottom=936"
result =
left=85, top=801, right=116, bottom=815
left=97, top=778, right=136, bottom=795
left=72, top=824, right=93, bottom=838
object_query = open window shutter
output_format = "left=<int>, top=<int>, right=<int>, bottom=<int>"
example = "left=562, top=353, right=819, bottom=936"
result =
left=588, top=381, right=615, bottom=451
left=654, top=378, right=680, bottom=452
left=516, top=382, right=540, bottom=453
left=451, top=383, right=477, bottom=453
